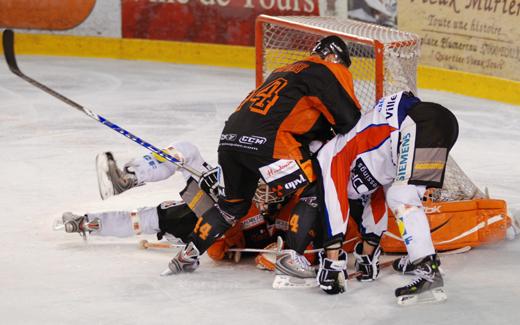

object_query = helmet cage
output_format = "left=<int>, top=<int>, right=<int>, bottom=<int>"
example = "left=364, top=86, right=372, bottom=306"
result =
left=253, top=182, right=286, bottom=205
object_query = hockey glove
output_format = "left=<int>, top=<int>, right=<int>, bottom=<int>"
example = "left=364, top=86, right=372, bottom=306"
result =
left=198, top=166, right=221, bottom=200
left=161, top=242, right=200, bottom=276
left=316, top=250, right=348, bottom=295
left=353, top=241, right=381, bottom=281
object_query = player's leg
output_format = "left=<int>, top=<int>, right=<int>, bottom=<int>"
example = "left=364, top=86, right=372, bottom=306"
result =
left=276, top=182, right=320, bottom=279
left=187, top=151, right=265, bottom=253
left=389, top=102, right=458, bottom=305
left=164, top=152, right=267, bottom=275
left=156, top=201, right=198, bottom=242
left=285, top=182, right=320, bottom=254
left=61, top=201, right=198, bottom=241
left=124, top=141, right=209, bottom=185
left=97, top=141, right=208, bottom=199
left=61, top=207, right=159, bottom=237
left=96, top=152, right=139, bottom=200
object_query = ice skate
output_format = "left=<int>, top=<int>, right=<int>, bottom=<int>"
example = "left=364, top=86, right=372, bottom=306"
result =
left=161, top=242, right=200, bottom=276
left=96, top=152, right=138, bottom=200
left=393, top=254, right=441, bottom=275
left=273, top=249, right=317, bottom=289
left=395, top=255, right=447, bottom=305
left=61, top=212, right=101, bottom=240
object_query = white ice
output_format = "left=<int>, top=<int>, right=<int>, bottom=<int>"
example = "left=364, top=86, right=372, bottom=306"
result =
left=0, top=56, right=519, bottom=324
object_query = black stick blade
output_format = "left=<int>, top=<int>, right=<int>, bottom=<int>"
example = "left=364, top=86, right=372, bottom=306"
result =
left=2, top=29, right=21, bottom=74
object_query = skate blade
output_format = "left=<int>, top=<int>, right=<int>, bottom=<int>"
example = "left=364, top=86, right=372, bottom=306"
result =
left=53, top=218, right=65, bottom=231
left=272, top=275, right=318, bottom=289
left=96, top=152, right=114, bottom=200
left=160, top=267, right=176, bottom=277
left=397, top=288, right=447, bottom=306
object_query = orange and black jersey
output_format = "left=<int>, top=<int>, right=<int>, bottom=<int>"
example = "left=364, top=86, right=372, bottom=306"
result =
left=219, top=56, right=362, bottom=160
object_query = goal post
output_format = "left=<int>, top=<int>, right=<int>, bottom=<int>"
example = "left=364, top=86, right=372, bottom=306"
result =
left=255, top=15, right=421, bottom=111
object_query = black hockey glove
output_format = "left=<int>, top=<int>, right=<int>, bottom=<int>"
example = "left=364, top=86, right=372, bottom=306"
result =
left=317, top=249, right=348, bottom=295
left=161, top=242, right=200, bottom=276
left=353, top=241, right=381, bottom=281
left=198, top=166, right=221, bottom=200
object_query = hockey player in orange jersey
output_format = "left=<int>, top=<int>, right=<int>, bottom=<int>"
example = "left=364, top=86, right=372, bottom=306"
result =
left=163, top=35, right=363, bottom=278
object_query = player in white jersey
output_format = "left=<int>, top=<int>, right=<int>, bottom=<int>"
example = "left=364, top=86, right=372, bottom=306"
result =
left=59, top=141, right=218, bottom=243
left=317, top=91, right=459, bottom=304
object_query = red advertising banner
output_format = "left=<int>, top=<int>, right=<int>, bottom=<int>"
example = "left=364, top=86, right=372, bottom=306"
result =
left=122, top=0, right=320, bottom=46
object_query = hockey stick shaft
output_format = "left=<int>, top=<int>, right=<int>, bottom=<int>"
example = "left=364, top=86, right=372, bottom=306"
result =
left=230, top=238, right=359, bottom=254
left=139, top=240, right=185, bottom=249
left=1, top=29, right=202, bottom=178
left=137, top=242, right=286, bottom=253
left=138, top=237, right=359, bottom=254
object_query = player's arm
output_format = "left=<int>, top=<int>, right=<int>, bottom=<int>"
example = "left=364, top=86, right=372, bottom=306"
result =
left=351, top=188, right=387, bottom=281
left=305, top=62, right=362, bottom=134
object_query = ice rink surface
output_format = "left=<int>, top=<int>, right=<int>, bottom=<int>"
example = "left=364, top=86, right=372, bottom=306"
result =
left=0, top=56, right=519, bottom=324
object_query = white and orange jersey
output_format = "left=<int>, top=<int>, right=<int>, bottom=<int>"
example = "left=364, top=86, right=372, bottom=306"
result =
left=317, top=91, right=422, bottom=239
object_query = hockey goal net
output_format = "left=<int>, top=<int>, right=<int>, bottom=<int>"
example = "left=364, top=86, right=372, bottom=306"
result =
left=255, top=15, right=421, bottom=112
left=255, top=15, right=486, bottom=202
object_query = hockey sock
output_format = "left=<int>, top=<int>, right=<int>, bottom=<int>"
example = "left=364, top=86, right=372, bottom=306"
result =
left=188, top=205, right=234, bottom=254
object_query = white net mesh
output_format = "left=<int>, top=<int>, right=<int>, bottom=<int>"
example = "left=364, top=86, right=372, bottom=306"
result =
left=257, top=16, right=421, bottom=112
left=426, top=156, right=486, bottom=202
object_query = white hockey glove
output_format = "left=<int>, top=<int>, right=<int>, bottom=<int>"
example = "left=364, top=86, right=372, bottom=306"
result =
left=316, top=249, right=348, bottom=295
left=353, top=241, right=381, bottom=281
left=198, top=166, right=221, bottom=200
left=161, top=242, right=200, bottom=276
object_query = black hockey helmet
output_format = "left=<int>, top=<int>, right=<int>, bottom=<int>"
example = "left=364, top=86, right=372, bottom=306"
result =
left=312, top=35, right=352, bottom=68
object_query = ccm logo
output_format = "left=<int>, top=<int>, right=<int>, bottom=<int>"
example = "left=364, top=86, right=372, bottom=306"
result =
left=239, top=135, right=267, bottom=145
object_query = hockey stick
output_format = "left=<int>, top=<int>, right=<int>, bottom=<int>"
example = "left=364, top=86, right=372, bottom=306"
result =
left=139, top=239, right=185, bottom=250
left=137, top=237, right=359, bottom=254
left=348, top=258, right=394, bottom=280
left=273, top=245, right=472, bottom=288
left=1, top=29, right=202, bottom=178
